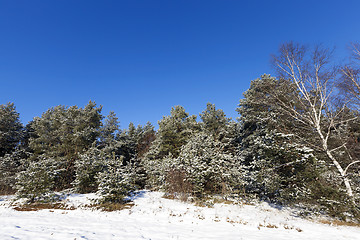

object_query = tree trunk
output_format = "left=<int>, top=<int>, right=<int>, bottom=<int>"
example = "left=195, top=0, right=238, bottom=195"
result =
left=317, top=126, right=355, bottom=200
left=326, top=149, right=354, bottom=199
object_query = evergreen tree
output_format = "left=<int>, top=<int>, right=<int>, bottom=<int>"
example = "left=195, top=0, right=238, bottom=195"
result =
left=0, top=150, right=29, bottom=194
left=131, top=122, right=156, bottom=189
left=0, top=103, right=27, bottom=194
left=27, top=101, right=103, bottom=190
left=101, top=121, right=155, bottom=189
left=143, top=106, right=199, bottom=188
left=237, top=75, right=326, bottom=204
left=115, top=123, right=138, bottom=165
left=156, top=105, right=199, bottom=158
left=72, top=146, right=107, bottom=193
left=16, top=156, right=59, bottom=202
left=0, top=103, right=23, bottom=157
left=99, top=111, right=120, bottom=153
left=200, top=103, right=230, bottom=140
left=169, top=131, right=244, bottom=197
left=96, top=156, right=135, bottom=203
left=136, top=122, right=156, bottom=159
left=144, top=103, right=242, bottom=197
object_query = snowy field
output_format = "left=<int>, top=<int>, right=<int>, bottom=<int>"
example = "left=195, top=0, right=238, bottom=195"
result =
left=0, top=191, right=359, bottom=240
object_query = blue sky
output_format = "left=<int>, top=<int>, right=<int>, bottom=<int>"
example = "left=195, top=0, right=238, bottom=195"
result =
left=1, top=0, right=360, bottom=128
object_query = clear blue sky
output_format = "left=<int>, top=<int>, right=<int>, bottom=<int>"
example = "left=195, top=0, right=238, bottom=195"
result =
left=1, top=0, right=360, bottom=128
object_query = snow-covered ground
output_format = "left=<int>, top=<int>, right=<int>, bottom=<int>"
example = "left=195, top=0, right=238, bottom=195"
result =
left=0, top=191, right=359, bottom=240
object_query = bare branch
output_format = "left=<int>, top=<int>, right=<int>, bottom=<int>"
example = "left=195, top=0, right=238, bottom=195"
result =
left=329, top=143, right=347, bottom=153
left=344, top=161, right=360, bottom=176
left=272, top=42, right=357, bottom=199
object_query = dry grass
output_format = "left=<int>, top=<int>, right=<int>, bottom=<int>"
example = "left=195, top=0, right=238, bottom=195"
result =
left=162, top=194, right=176, bottom=200
left=93, top=202, right=135, bottom=212
left=283, top=224, right=303, bottom=232
left=258, top=223, right=279, bottom=229
left=13, top=203, right=75, bottom=211
left=265, top=223, right=278, bottom=229
left=212, top=198, right=235, bottom=205
left=318, top=219, right=360, bottom=227
left=12, top=201, right=135, bottom=212
left=226, top=217, right=248, bottom=225
left=193, top=201, right=213, bottom=208
left=283, top=224, right=294, bottom=230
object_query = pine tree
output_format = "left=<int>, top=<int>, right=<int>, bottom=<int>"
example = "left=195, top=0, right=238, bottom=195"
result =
left=115, top=123, right=138, bottom=165
left=96, top=156, right=135, bottom=203
left=200, top=102, right=230, bottom=140
left=237, top=75, right=325, bottom=203
left=27, top=101, right=103, bottom=190
left=156, top=105, right=199, bottom=158
left=16, top=156, right=59, bottom=202
left=143, top=106, right=199, bottom=189
left=0, top=103, right=26, bottom=194
left=0, top=150, right=29, bottom=194
left=131, top=122, right=156, bottom=189
left=136, top=122, right=156, bottom=158
left=72, top=146, right=107, bottom=193
left=99, top=111, right=120, bottom=153
left=170, top=131, right=244, bottom=197
left=0, top=103, right=23, bottom=157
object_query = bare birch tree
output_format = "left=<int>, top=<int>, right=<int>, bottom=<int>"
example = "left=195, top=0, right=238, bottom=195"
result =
left=271, top=42, right=359, bottom=201
left=340, top=42, right=360, bottom=110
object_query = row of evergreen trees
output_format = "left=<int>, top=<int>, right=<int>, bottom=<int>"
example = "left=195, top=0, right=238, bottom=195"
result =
left=0, top=96, right=358, bottom=218
left=1, top=43, right=359, bottom=220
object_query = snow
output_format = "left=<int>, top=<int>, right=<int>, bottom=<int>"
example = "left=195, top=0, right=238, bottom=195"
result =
left=0, top=191, right=359, bottom=240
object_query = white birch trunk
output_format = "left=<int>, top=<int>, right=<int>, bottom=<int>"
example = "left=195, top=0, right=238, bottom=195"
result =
left=316, top=123, right=354, bottom=200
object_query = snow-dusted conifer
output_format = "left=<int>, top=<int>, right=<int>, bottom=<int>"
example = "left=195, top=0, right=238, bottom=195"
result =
left=99, top=111, right=120, bottom=154
left=73, top=146, right=107, bottom=193
left=28, top=101, right=103, bottom=190
left=170, top=132, right=244, bottom=197
left=156, top=105, right=199, bottom=158
left=237, top=75, right=330, bottom=203
left=111, top=122, right=155, bottom=189
left=143, top=106, right=199, bottom=189
left=0, top=103, right=23, bottom=157
left=16, top=156, right=59, bottom=202
left=0, top=150, right=29, bottom=194
left=96, top=156, right=135, bottom=203
left=200, top=102, right=230, bottom=140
